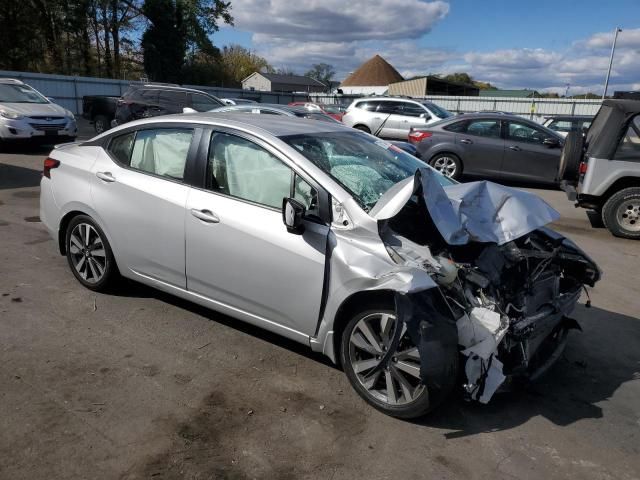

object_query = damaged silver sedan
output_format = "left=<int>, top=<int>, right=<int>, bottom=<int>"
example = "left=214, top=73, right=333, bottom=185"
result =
left=40, top=113, right=601, bottom=418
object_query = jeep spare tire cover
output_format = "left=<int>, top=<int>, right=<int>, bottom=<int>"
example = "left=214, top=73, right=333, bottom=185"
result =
left=557, top=131, right=584, bottom=183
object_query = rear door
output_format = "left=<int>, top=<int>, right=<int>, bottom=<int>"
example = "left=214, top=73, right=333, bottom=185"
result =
left=91, top=125, right=199, bottom=288
left=375, top=101, right=404, bottom=138
left=395, top=102, right=431, bottom=138
left=185, top=129, right=330, bottom=336
left=455, top=118, right=505, bottom=177
left=501, top=119, right=562, bottom=183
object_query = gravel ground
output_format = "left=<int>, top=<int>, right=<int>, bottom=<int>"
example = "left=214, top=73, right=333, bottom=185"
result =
left=0, top=122, right=639, bottom=479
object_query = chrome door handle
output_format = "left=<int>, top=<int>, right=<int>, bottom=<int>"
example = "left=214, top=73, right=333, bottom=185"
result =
left=96, top=171, right=115, bottom=182
left=460, top=138, right=472, bottom=144
left=509, top=145, right=522, bottom=151
left=191, top=208, right=220, bottom=223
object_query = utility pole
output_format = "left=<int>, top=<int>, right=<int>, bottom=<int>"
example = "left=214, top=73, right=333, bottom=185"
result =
left=603, top=27, right=622, bottom=100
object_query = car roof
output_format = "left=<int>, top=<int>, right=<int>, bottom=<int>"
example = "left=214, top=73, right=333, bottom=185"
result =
left=445, top=112, right=529, bottom=121
left=0, top=78, right=25, bottom=85
left=114, top=112, right=350, bottom=137
left=545, top=115, right=593, bottom=120
left=129, top=84, right=215, bottom=96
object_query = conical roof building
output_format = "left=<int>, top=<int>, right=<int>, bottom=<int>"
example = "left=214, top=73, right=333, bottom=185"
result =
left=339, top=55, right=404, bottom=95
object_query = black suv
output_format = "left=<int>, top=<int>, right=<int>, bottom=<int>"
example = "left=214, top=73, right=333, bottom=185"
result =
left=113, top=84, right=224, bottom=126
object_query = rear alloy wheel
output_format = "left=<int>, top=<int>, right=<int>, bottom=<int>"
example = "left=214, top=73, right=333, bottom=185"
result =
left=340, top=309, right=434, bottom=419
left=602, top=187, right=640, bottom=239
left=429, top=153, right=461, bottom=179
left=65, top=215, right=117, bottom=290
left=93, top=114, right=110, bottom=134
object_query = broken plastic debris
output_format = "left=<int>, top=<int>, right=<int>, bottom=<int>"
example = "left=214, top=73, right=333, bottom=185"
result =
left=457, top=307, right=508, bottom=360
left=464, top=355, right=506, bottom=404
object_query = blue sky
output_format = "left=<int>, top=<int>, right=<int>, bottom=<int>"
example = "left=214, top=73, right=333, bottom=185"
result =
left=213, top=0, right=640, bottom=94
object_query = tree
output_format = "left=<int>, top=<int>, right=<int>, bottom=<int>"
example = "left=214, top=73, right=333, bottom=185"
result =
left=219, top=45, right=273, bottom=86
left=141, top=0, right=187, bottom=82
left=305, top=63, right=335, bottom=91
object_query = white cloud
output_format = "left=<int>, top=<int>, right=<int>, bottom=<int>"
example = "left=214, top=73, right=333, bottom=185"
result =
left=224, top=4, right=640, bottom=93
left=232, top=0, right=449, bottom=42
left=584, top=28, right=640, bottom=50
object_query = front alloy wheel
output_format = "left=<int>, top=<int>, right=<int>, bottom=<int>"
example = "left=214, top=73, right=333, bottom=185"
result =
left=341, top=310, right=434, bottom=418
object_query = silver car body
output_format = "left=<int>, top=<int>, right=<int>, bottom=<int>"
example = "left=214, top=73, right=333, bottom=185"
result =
left=0, top=78, right=77, bottom=141
left=41, top=113, right=599, bottom=410
left=342, top=97, right=452, bottom=139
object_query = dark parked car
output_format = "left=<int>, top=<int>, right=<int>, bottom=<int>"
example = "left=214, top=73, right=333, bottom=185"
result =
left=82, top=95, right=118, bottom=133
left=542, top=115, right=593, bottom=138
left=409, top=113, right=563, bottom=182
left=114, top=84, right=224, bottom=127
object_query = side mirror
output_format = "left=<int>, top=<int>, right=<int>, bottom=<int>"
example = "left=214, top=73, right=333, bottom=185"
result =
left=282, top=198, right=306, bottom=234
left=543, top=137, right=560, bottom=147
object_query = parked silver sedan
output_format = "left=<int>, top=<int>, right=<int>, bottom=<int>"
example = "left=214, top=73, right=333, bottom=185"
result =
left=40, top=113, right=600, bottom=418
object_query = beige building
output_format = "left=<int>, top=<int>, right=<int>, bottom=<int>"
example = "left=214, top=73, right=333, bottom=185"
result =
left=388, top=76, right=479, bottom=97
left=242, top=72, right=326, bottom=93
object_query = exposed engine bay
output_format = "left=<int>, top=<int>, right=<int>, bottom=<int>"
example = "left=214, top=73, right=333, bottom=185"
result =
left=376, top=169, right=600, bottom=404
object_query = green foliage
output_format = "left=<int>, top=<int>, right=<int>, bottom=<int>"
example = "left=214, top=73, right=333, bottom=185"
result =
left=141, top=0, right=187, bottom=82
left=219, top=45, right=273, bottom=86
left=305, top=63, right=335, bottom=91
left=441, top=72, right=496, bottom=90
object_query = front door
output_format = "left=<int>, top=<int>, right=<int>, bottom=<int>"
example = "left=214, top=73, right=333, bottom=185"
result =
left=501, top=120, right=562, bottom=183
left=90, top=127, right=197, bottom=288
left=185, top=130, right=329, bottom=336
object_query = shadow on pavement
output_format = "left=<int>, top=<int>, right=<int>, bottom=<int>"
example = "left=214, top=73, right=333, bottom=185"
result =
left=107, top=278, right=638, bottom=432
left=416, top=304, right=639, bottom=437
left=0, top=163, right=43, bottom=190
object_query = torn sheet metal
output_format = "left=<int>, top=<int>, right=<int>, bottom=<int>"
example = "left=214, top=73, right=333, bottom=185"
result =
left=372, top=167, right=561, bottom=246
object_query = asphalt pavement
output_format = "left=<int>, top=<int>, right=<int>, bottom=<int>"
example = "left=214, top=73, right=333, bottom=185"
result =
left=0, top=121, right=639, bottom=480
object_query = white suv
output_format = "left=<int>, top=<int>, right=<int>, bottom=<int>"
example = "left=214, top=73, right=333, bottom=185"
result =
left=342, top=97, right=453, bottom=139
left=0, top=78, right=77, bottom=144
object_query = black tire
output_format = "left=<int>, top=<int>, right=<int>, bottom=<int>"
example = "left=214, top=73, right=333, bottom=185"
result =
left=93, top=114, right=110, bottom=134
left=353, top=124, right=371, bottom=134
left=340, top=307, right=451, bottom=419
left=65, top=215, right=118, bottom=291
left=557, top=131, right=584, bottom=183
left=429, top=152, right=462, bottom=180
left=602, top=187, right=640, bottom=239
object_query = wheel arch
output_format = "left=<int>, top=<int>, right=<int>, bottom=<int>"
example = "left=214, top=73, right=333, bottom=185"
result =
left=57, top=208, right=118, bottom=264
left=330, top=289, right=396, bottom=367
left=597, top=176, right=640, bottom=207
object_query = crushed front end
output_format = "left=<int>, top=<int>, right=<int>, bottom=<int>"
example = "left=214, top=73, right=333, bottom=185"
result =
left=376, top=168, right=601, bottom=404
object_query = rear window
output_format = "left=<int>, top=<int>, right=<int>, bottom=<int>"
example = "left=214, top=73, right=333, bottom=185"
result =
left=354, top=101, right=380, bottom=111
left=443, top=120, right=468, bottom=133
left=614, top=116, right=640, bottom=160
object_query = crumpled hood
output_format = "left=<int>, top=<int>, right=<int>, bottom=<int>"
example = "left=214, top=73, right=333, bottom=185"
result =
left=0, top=102, right=68, bottom=117
left=371, top=168, right=560, bottom=245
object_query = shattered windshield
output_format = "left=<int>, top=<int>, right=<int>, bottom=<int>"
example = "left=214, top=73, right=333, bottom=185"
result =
left=0, top=84, right=48, bottom=104
left=280, top=131, right=454, bottom=211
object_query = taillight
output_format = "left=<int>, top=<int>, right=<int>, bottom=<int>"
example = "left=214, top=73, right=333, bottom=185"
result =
left=43, top=157, right=60, bottom=178
left=408, top=130, right=432, bottom=144
left=578, top=161, right=588, bottom=175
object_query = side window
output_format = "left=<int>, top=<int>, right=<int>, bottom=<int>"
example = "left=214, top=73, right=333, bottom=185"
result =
left=399, top=103, right=429, bottom=118
left=507, top=121, right=546, bottom=144
left=614, top=116, right=640, bottom=160
left=139, top=89, right=159, bottom=103
left=108, top=132, right=135, bottom=164
left=443, top=121, right=468, bottom=133
left=158, top=90, right=187, bottom=105
left=376, top=102, right=401, bottom=114
left=355, top=101, right=379, bottom=111
left=548, top=120, right=573, bottom=133
left=293, top=173, right=320, bottom=217
left=190, top=93, right=221, bottom=112
left=208, top=132, right=292, bottom=209
left=466, top=120, right=501, bottom=138
left=129, top=128, right=193, bottom=180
